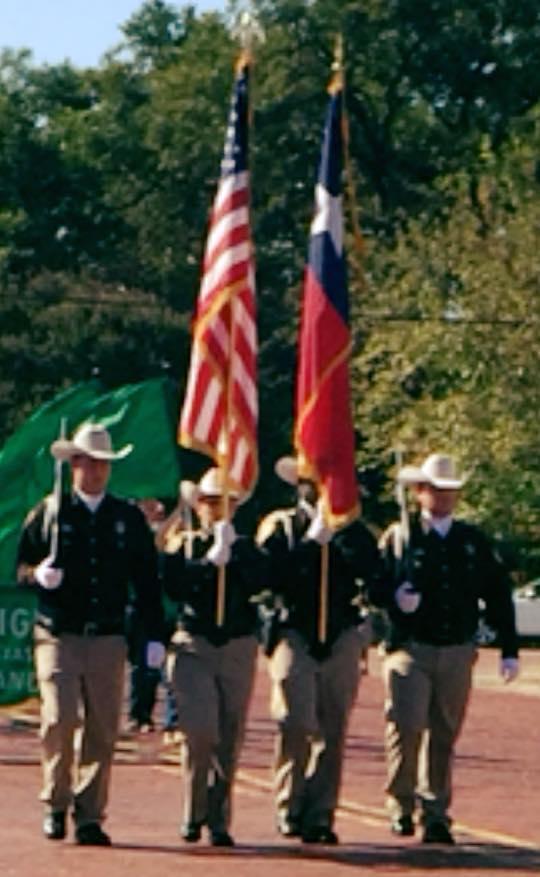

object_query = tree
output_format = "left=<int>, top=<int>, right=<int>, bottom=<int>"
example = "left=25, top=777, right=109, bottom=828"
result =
left=1, top=1, right=539, bottom=571
left=0, top=271, right=188, bottom=441
left=118, top=0, right=195, bottom=70
left=352, top=178, right=540, bottom=574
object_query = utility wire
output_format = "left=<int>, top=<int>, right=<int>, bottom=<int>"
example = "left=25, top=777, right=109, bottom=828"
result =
left=0, top=291, right=537, bottom=326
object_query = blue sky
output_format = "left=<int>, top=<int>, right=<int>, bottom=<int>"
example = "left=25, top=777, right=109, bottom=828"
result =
left=1, top=0, right=224, bottom=68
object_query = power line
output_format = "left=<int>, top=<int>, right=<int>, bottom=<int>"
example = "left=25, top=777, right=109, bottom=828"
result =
left=0, top=291, right=179, bottom=311
left=0, top=290, right=537, bottom=327
left=357, top=312, right=537, bottom=327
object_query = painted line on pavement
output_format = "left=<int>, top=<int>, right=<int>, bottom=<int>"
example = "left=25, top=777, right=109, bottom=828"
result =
left=152, top=762, right=539, bottom=852
left=236, top=768, right=539, bottom=852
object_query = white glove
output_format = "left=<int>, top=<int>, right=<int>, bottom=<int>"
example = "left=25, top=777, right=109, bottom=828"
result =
left=206, top=519, right=235, bottom=565
left=500, top=657, right=519, bottom=683
left=395, top=581, right=421, bottom=614
left=34, top=556, right=64, bottom=590
left=305, top=503, right=334, bottom=545
left=213, top=520, right=236, bottom=547
left=206, top=541, right=231, bottom=567
left=146, top=641, right=166, bottom=669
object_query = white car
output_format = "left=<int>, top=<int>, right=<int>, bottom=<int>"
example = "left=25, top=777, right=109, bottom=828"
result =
left=514, top=580, right=540, bottom=638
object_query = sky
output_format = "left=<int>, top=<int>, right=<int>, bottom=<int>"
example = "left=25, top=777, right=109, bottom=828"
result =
left=0, top=0, right=224, bottom=68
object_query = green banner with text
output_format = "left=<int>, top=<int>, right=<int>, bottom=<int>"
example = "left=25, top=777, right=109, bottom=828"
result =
left=0, top=587, right=37, bottom=705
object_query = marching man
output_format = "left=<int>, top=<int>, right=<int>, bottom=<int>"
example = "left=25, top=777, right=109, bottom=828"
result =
left=377, top=453, right=519, bottom=844
left=258, top=456, right=382, bottom=844
left=17, top=423, right=165, bottom=846
left=162, top=467, right=266, bottom=847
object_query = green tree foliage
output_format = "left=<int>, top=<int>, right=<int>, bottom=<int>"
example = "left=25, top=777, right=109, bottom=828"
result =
left=119, top=0, right=195, bottom=70
left=0, top=271, right=188, bottom=441
left=0, top=0, right=539, bottom=572
left=353, top=178, right=540, bottom=573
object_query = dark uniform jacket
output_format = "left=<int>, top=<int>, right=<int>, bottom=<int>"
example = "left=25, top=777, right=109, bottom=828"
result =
left=162, top=530, right=267, bottom=647
left=260, top=507, right=383, bottom=660
left=377, top=516, right=519, bottom=658
left=17, top=492, right=163, bottom=641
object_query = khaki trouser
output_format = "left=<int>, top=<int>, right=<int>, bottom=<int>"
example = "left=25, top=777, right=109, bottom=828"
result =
left=384, top=641, right=476, bottom=827
left=168, top=631, right=258, bottom=832
left=34, top=627, right=126, bottom=826
left=268, top=627, right=363, bottom=830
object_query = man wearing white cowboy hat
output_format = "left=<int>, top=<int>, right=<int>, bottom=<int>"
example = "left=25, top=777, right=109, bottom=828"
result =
left=17, top=422, right=165, bottom=846
left=162, top=466, right=266, bottom=847
left=375, top=452, right=519, bottom=845
left=257, top=455, right=382, bottom=845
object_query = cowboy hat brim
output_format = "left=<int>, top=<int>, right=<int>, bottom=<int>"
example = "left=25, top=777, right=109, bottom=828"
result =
left=274, top=456, right=299, bottom=485
left=195, top=467, right=250, bottom=503
left=179, top=480, right=200, bottom=507
left=197, top=486, right=244, bottom=501
left=398, top=464, right=465, bottom=490
left=50, top=438, right=133, bottom=462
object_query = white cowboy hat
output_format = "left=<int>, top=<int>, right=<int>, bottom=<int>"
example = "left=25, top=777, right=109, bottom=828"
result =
left=179, top=479, right=200, bottom=508
left=197, top=467, right=244, bottom=501
left=274, top=455, right=317, bottom=487
left=398, top=453, right=467, bottom=490
left=50, top=422, right=133, bottom=462
left=274, top=456, right=299, bottom=485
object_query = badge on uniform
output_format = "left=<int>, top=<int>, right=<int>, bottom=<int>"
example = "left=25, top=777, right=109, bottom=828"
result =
left=115, top=519, right=126, bottom=549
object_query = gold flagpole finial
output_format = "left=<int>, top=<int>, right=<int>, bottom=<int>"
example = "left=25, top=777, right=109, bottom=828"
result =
left=332, top=34, right=344, bottom=72
left=232, top=5, right=265, bottom=68
left=328, top=33, right=344, bottom=94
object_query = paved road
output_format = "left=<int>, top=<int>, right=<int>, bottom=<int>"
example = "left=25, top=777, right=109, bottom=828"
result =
left=1, top=648, right=539, bottom=876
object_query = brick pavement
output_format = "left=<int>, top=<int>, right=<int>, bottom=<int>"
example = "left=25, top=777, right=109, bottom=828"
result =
left=0, top=647, right=539, bottom=876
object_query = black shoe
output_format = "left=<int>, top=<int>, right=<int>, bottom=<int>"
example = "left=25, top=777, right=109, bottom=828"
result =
left=180, top=823, right=202, bottom=843
left=43, top=811, right=66, bottom=840
left=301, top=826, right=339, bottom=844
left=391, top=815, right=415, bottom=837
left=75, top=823, right=112, bottom=846
left=277, top=816, right=301, bottom=838
left=422, top=822, right=455, bottom=845
left=210, top=830, right=235, bottom=847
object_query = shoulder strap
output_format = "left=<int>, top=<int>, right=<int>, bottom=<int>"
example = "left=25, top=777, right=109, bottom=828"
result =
left=256, top=508, right=296, bottom=549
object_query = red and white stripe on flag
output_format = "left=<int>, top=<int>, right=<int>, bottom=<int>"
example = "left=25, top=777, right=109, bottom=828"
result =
left=179, top=61, right=258, bottom=495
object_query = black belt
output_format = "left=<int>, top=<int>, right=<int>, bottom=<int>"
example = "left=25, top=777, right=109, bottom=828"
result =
left=413, top=636, right=471, bottom=647
left=70, top=621, right=125, bottom=637
left=36, top=616, right=124, bottom=637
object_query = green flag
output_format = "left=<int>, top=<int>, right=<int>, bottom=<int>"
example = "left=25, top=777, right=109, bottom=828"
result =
left=0, top=589, right=37, bottom=705
left=0, top=377, right=181, bottom=584
left=0, top=377, right=181, bottom=705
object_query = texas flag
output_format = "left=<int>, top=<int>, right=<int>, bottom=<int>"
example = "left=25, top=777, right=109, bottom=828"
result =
left=294, top=81, right=360, bottom=528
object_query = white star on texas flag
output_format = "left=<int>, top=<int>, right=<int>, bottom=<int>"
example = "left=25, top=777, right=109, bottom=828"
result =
left=310, top=183, right=343, bottom=256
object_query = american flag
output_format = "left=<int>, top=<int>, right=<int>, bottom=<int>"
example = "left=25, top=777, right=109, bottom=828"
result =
left=179, top=58, right=258, bottom=494
left=294, top=78, right=360, bottom=528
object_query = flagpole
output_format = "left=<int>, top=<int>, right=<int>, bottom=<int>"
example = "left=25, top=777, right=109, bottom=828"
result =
left=216, top=20, right=257, bottom=628
left=216, top=539, right=227, bottom=627
left=316, top=39, right=348, bottom=647
left=50, top=417, right=67, bottom=563
left=318, top=541, right=329, bottom=644
left=184, top=503, right=194, bottom=561
left=179, top=13, right=258, bottom=628
left=215, top=292, right=235, bottom=628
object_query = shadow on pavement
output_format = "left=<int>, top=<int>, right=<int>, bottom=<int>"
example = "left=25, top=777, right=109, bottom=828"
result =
left=109, top=840, right=540, bottom=870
